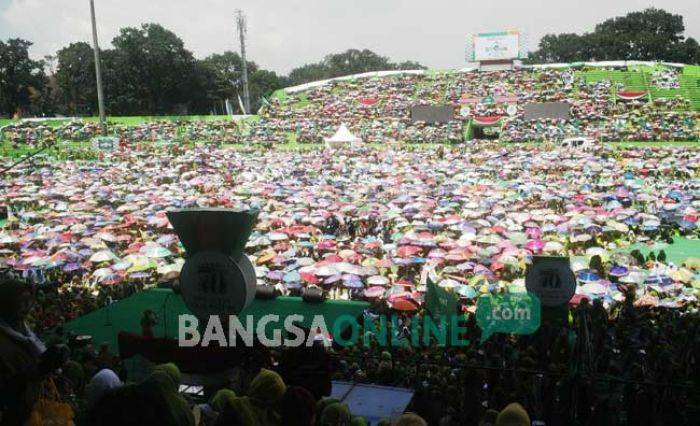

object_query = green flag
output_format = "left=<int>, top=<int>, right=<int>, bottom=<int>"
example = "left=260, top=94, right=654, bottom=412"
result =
left=424, top=269, right=457, bottom=317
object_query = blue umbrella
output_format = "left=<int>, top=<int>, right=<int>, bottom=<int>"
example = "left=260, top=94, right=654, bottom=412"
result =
left=456, top=285, right=477, bottom=298
left=577, top=269, right=601, bottom=283
left=129, top=272, right=151, bottom=280
left=667, top=190, right=683, bottom=201
left=608, top=265, right=629, bottom=277
left=266, top=270, right=284, bottom=281
left=283, top=271, right=301, bottom=283
left=644, top=274, right=673, bottom=287
left=62, top=262, right=82, bottom=273
left=427, top=222, right=444, bottom=231
left=343, top=280, right=364, bottom=289
left=677, top=220, right=696, bottom=230
left=324, top=274, right=342, bottom=284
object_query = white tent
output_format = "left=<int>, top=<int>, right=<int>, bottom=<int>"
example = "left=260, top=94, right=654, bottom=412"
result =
left=325, top=124, right=362, bottom=149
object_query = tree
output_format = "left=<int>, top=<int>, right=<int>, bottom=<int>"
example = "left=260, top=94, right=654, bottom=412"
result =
left=196, top=51, right=283, bottom=114
left=199, top=51, right=253, bottom=113
left=249, top=69, right=283, bottom=112
left=108, top=23, right=201, bottom=114
left=55, top=42, right=97, bottom=115
left=287, top=48, right=425, bottom=85
left=287, top=62, right=332, bottom=86
left=0, top=38, right=47, bottom=117
left=528, top=8, right=700, bottom=64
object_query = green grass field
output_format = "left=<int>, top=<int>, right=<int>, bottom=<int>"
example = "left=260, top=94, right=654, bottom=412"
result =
left=0, top=115, right=235, bottom=128
left=1, top=138, right=698, bottom=160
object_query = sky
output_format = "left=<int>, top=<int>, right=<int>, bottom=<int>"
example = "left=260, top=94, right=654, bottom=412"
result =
left=1, top=0, right=698, bottom=74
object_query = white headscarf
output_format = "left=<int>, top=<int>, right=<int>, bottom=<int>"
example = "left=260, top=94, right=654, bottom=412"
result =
left=84, top=368, right=123, bottom=409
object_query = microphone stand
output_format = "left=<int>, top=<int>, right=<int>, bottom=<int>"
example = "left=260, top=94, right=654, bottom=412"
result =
left=104, top=296, right=114, bottom=326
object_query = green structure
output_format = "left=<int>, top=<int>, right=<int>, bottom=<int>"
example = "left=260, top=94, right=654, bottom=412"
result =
left=65, top=288, right=369, bottom=351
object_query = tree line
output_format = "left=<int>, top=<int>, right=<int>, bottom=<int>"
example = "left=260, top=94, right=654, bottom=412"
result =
left=1, top=8, right=698, bottom=118
left=0, top=23, right=424, bottom=118
left=528, top=8, right=700, bottom=64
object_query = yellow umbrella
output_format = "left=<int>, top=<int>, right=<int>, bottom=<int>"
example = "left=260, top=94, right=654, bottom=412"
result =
left=670, top=268, right=693, bottom=283
left=124, top=254, right=156, bottom=273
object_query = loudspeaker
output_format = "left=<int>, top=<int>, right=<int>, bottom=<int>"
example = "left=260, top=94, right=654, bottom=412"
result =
left=302, top=287, right=325, bottom=303
left=256, top=285, right=278, bottom=300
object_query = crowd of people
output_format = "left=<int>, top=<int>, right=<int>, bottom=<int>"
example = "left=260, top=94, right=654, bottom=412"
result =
left=0, top=120, right=247, bottom=151
left=1, top=127, right=700, bottom=423
left=1, top=65, right=697, bottom=149
left=255, top=66, right=698, bottom=143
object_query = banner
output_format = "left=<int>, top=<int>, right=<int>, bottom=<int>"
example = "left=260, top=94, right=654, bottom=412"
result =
left=472, top=116, right=503, bottom=127
left=460, top=95, right=518, bottom=104
left=617, top=91, right=647, bottom=101
left=424, top=270, right=457, bottom=317
left=359, top=98, right=378, bottom=106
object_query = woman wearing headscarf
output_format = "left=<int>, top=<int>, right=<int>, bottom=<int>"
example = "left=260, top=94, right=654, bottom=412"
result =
left=215, top=368, right=287, bottom=426
left=87, top=363, right=194, bottom=426
left=83, top=368, right=123, bottom=410
left=319, top=402, right=352, bottom=426
left=0, top=279, right=68, bottom=425
left=277, top=386, right=316, bottom=426
left=137, top=364, right=194, bottom=426
left=392, top=413, right=427, bottom=426
left=495, top=403, right=530, bottom=426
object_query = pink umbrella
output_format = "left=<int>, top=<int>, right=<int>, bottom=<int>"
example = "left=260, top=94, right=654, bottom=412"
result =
left=388, top=291, right=413, bottom=302
left=525, top=239, right=545, bottom=252
left=364, top=286, right=385, bottom=298
left=324, top=254, right=343, bottom=263
left=300, top=271, right=320, bottom=284
left=316, top=240, right=336, bottom=251
left=397, top=245, right=422, bottom=257
left=427, top=249, right=446, bottom=259
left=525, top=227, right=542, bottom=239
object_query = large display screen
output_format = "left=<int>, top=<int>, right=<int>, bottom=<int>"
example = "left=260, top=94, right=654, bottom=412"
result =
left=472, top=32, right=520, bottom=61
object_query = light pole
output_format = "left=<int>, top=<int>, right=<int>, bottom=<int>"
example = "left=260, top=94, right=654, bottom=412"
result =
left=89, top=0, right=107, bottom=134
left=236, top=10, right=251, bottom=115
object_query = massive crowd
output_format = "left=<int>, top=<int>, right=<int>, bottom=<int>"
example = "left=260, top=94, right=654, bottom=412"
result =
left=255, top=66, right=698, bottom=143
left=1, top=66, right=697, bottom=149
left=1, top=141, right=699, bottom=423
left=0, top=120, right=247, bottom=150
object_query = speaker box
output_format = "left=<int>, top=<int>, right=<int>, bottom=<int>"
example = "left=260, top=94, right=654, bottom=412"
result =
left=302, top=287, right=325, bottom=303
left=256, top=285, right=278, bottom=300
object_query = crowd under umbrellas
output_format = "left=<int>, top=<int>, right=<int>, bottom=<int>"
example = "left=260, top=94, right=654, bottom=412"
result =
left=1, top=142, right=699, bottom=326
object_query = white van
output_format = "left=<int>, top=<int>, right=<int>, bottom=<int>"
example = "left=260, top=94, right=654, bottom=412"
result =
left=560, top=137, right=598, bottom=150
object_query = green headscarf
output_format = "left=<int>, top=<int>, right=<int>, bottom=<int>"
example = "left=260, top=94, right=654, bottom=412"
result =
left=248, top=368, right=287, bottom=406
left=393, top=413, right=427, bottom=426
left=320, top=402, right=352, bottom=426
left=226, top=397, right=260, bottom=425
left=154, top=363, right=182, bottom=390
left=139, top=370, right=194, bottom=426
left=495, top=403, right=530, bottom=426
left=62, top=360, right=85, bottom=390
left=210, top=389, right=237, bottom=412
left=317, top=398, right=340, bottom=418
left=351, top=416, right=369, bottom=426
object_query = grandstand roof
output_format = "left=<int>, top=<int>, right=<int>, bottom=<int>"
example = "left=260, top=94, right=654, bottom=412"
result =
left=281, top=60, right=689, bottom=94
